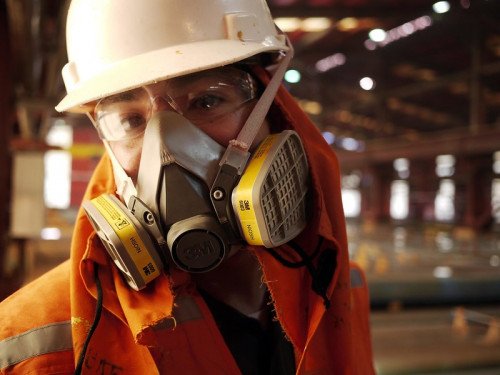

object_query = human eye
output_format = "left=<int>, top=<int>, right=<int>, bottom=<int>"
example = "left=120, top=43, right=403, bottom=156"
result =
left=94, top=87, right=152, bottom=140
left=96, top=107, right=148, bottom=141
left=183, top=85, right=241, bottom=119
left=119, top=112, right=147, bottom=131
left=190, top=92, right=226, bottom=111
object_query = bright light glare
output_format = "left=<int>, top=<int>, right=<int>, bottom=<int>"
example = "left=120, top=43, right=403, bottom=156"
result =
left=433, top=1, right=451, bottom=14
left=274, top=17, right=332, bottom=33
left=433, top=266, right=453, bottom=279
left=342, top=137, right=359, bottom=151
left=394, top=158, right=409, bottom=172
left=315, top=53, right=346, bottom=73
left=394, top=158, right=410, bottom=179
left=492, top=179, right=500, bottom=224
left=366, top=16, right=432, bottom=50
left=302, top=100, right=323, bottom=115
left=402, top=22, right=415, bottom=35
left=337, top=17, right=359, bottom=31
left=436, top=154, right=456, bottom=177
left=436, top=232, right=454, bottom=252
left=301, top=17, right=332, bottom=32
left=390, top=180, right=409, bottom=220
left=44, top=123, right=73, bottom=209
left=493, top=151, right=500, bottom=174
left=41, top=227, right=62, bottom=240
left=435, top=179, right=455, bottom=221
left=360, top=77, right=375, bottom=90
left=368, top=28, right=387, bottom=42
left=284, top=69, right=301, bottom=83
left=342, top=189, right=361, bottom=217
left=274, top=17, right=301, bottom=32
left=322, top=131, right=335, bottom=145
left=490, top=255, right=500, bottom=267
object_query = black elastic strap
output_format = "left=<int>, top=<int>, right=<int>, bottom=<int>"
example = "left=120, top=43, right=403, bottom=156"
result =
left=75, top=264, right=103, bottom=375
left=265, top=237, right=331, bottom=308
left=265, top=237, right=323, bottom=268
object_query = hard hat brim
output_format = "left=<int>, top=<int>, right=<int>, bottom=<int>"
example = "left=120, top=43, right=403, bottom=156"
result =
left=56, top=40, right=287, bottom=113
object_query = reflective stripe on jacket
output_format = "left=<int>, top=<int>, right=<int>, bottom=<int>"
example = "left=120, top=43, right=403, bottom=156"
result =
left=0, top=74, right=375, bottom=374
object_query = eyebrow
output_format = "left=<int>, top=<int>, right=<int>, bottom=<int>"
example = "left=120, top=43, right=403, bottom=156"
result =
left=101, top=90, right=142, bottom=105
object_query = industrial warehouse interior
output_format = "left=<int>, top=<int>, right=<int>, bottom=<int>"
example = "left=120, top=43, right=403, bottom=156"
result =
left=1, top=0, right=499, bottom=374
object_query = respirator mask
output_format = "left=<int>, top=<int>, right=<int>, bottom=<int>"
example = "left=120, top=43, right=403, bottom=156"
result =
left=83, top=53, right=310, bottom=291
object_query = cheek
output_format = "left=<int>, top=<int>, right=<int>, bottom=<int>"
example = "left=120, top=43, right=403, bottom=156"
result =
left=108, top=137, right=144, bottom=182
left=195, top=112, right=243, bottom=146
left=195, top=104, right=270, bottom=148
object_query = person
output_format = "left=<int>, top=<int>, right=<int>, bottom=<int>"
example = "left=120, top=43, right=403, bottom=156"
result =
left=0, top=0, right=376, bottom=374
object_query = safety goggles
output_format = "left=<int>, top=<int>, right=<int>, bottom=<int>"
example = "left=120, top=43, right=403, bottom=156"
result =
left=93, top=66, right=259, bottom=141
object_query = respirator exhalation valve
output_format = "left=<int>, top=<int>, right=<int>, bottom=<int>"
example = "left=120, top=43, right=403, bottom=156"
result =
left=167, top=214, right=228, bottom=272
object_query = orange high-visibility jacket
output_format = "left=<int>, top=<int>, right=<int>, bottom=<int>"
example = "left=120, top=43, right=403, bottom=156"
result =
left=0, top=79, right=376, bottom=374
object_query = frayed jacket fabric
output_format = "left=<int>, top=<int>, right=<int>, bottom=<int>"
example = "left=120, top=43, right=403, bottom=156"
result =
left=0, top=76, right=375, bottom=374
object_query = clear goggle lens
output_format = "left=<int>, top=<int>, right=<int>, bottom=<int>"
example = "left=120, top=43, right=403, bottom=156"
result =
left=94, top=67, right=258, bottom=141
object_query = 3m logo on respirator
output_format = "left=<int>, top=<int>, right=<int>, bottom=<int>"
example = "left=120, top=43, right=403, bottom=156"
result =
left=239, top=200, right=251, bottom=211
left=182, top=241, right=215, bottom=261
left=143, top=263, right=156, bottom=276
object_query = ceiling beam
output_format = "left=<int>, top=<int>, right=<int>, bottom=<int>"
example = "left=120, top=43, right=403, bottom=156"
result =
left=335, top=128, right=500, bottom=169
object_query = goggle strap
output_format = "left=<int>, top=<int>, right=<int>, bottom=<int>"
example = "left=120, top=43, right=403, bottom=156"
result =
left=232, top=35, right=294, bottom=152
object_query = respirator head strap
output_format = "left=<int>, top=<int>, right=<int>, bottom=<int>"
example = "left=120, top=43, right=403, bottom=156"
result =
left=210, top=145, right=251, bottom=242
left=209, top=36, right=294, bottom=236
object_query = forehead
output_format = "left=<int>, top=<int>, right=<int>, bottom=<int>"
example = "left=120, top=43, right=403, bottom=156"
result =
left=146, top=66, right=252, bottom=93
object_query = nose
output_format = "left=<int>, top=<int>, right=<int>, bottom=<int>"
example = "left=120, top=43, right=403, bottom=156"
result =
left=152, top=96, right=177, bottom=113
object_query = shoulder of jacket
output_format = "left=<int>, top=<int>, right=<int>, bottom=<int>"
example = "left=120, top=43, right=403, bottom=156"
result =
left=0, top=260, right=74, bottom=373
left=0, top=260, right=71, bottom=341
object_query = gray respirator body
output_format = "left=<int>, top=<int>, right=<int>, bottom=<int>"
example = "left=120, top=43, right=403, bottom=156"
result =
left=83, top=111, right=309, bottom=291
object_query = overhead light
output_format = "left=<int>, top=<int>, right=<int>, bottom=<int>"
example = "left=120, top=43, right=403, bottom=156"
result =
left=364, top=39, right=377, bottom=51
left=433, top=266, right=453, bottom=279
left=433, top=1, right=451, bottom=14
left=341, top=137, right=359, bottom=151
left=365, top=16, right=433, bottom=50
left=322, top=131, right=335, bottom=145
left=359, top=77, right=375, bottom=90
left=301, top=17, right=332, bottom=32
left=493, top=151, right=500, bottom=174
left=315, top=53, right=346, bottom=73
left=304, top=101, right=322, bottom=115
left=41, top=227, right=62, bottom=240
left=368, top=28, right=387, bottom=42
left=284, top=69, right=301, bottom=83
left=337, top=17, right=359, bottom=31
left=274, top=17, right=301, bottom=33
left=274, top=17, right=332, bottom=33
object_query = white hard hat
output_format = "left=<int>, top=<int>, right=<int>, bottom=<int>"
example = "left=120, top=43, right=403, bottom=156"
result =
left=55, top=0, right=288, bottom=113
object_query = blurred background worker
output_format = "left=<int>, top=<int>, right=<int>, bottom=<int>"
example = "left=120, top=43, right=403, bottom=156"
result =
left=0, top=0, right=375, bottom=374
